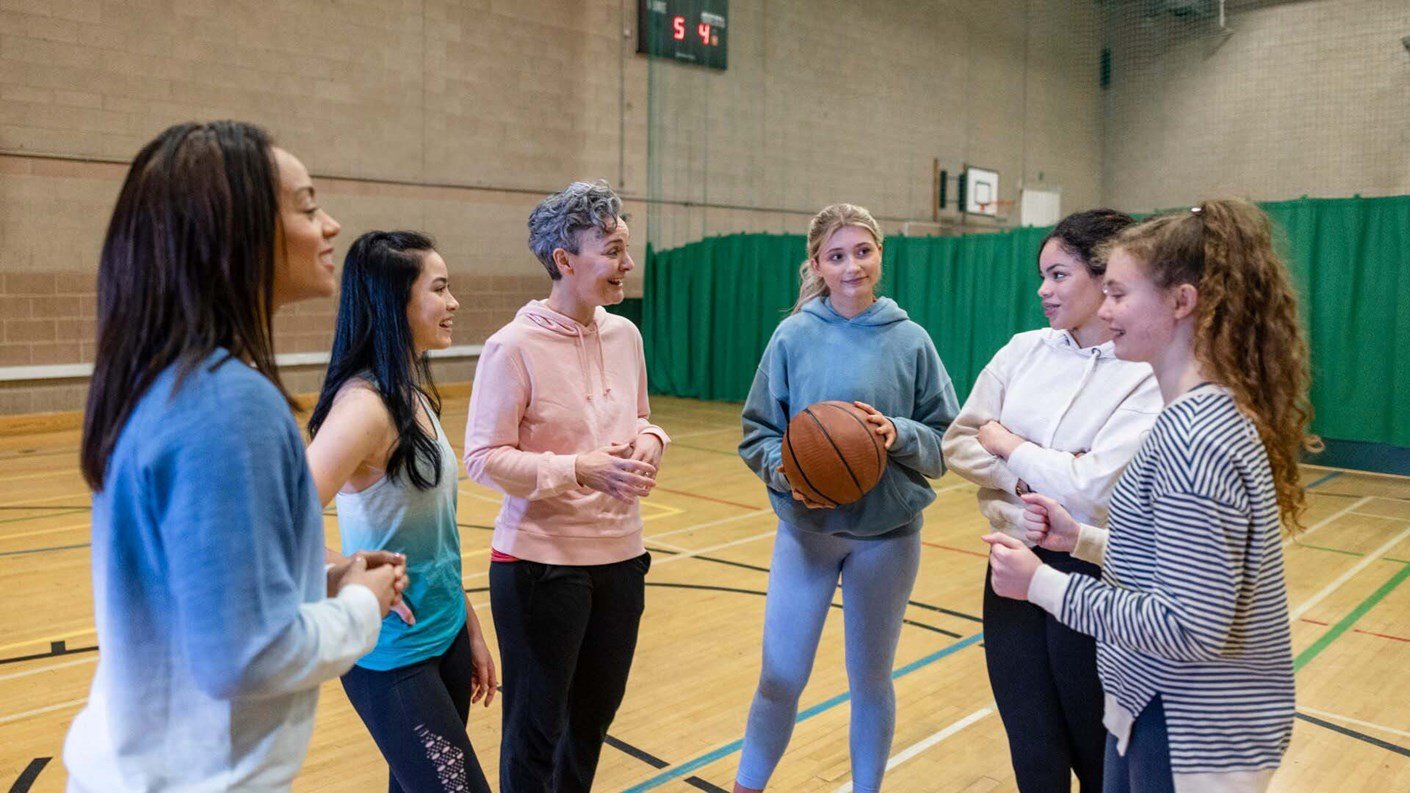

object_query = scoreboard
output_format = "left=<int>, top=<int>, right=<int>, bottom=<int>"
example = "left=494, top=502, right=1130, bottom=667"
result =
left=638, top=0, right=728, bottom=71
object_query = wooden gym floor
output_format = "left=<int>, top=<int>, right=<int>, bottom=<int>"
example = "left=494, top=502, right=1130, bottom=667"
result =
left=2, top=394, right=1409, bottom=791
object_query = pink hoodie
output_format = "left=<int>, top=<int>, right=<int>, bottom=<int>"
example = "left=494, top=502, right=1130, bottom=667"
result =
left=464, top=299, right=670, bottom=565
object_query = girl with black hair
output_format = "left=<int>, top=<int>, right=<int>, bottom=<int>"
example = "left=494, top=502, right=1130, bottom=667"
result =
left=306, top=231, right=495, bottom=793
left=66, top=121, right=403, bottom=791
left=942, top=209, right=1161, bottom=793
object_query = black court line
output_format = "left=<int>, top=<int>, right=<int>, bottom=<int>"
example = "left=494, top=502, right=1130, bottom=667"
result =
left=0, top=542, right=90, bottom=557
left=0, top=640, right=99, bottom=666
left=456, top=523, right=494, bottom=531
left=904, top=599, right=984, bottom=624
left=7, top=757, right=50, bottom=793
left=605, top=735, right=670, bottom=769
left=607, top=733, right=726, bottom=791
left=675, top=551, right=985, bottom=624
left=1296, top=712, right=1410, bottom=758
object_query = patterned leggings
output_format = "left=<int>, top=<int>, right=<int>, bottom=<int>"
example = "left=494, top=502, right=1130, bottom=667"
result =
left=341, top=623, right=492, bottom=793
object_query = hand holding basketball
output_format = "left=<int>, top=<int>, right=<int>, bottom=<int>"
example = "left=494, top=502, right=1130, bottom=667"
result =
left=851, top=401, right=896, bottom=449
left=577, top=442, right=657, bottom=502
left=981, top=533, right=1040, bottom=601
left=777, top=466, right=835, bottom=510
left=1019, top=493, right=1080, bottom=552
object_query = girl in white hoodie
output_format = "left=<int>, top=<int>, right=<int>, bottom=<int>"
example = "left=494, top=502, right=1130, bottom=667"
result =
left=941, top=209, right=1160, bottom=793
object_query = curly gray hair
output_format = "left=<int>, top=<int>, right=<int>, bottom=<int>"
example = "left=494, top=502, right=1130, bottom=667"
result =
left=527, top=180, right=627, bottom=280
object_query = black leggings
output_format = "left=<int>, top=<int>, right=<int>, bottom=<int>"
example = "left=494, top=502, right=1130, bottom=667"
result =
left=490, top=552, right=650, bottom=793
left=984, top=546, right=1107, bottom=793
left=341, top=623, right=492, bottom=793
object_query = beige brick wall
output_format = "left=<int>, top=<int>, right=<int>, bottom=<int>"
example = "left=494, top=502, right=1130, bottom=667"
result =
left=1102, top=0, right=1410, bottom=212
left=643, top=0, right=1105, bottom=248
left=0, top=0, right=1103, bottom=415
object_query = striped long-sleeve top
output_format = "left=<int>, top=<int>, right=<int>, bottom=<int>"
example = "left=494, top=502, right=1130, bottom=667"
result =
left=1029, top=384, right=1294, bottom=775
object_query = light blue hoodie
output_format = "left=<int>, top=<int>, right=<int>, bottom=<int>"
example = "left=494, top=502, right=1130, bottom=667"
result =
left=740, top=297, right=959, bottom=538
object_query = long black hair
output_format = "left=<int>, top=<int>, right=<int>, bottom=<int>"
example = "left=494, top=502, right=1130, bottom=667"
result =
left=307, top=231, right=445, bottom=490
left=81, top=121, right=289, bottom=490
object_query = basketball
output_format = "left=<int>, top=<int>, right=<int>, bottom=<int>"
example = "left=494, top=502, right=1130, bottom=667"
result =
left=781, top=401, right=887, bottom=507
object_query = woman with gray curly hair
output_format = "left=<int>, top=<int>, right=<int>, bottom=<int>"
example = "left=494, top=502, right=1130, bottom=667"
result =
left=464, top=179, right=669, bottom=792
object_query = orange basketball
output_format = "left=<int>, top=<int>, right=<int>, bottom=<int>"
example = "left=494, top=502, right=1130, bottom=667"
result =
left=781, top=401, right=887, bottom=507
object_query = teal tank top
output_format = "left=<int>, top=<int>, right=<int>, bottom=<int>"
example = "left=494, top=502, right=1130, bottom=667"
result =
left=336, top=394, right=466, bottom=670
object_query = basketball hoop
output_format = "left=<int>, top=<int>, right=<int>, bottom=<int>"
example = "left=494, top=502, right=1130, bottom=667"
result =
left=974, top=199, right=1016, bottom=217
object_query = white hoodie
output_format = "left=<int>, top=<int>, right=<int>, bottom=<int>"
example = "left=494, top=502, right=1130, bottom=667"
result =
left=942, top=328, right=1161, bottom=540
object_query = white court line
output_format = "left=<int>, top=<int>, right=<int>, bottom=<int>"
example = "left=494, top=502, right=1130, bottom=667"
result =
left=645, top=538, right=692, bottom=553
left=1284, top=496, right=1373, bottom=549
left=651, top=529, right=779, bottom=567
left=642, top=509, right=773, bottom=543
left=0, top=654, right=97, bottom=683
left=1299, top=706, right=1410, bottom=740
left=833, top=707, right=995, bottom=793
left=0, top=697, right=87, bottom=725
left=1290, top=526, right=1410, bottom=621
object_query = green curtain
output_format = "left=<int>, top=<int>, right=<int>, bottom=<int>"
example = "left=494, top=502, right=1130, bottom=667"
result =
left=1262, top=196, right=1410, bottom=447
left=644, top=195, right=1410, bottom=447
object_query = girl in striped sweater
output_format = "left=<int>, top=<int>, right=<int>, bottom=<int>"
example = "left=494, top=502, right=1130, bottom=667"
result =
left=985, top=198, right=1319, bottom=793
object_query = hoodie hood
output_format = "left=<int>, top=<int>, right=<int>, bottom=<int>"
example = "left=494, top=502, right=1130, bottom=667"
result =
left=1043, top=327, right=1118, bottom=359
left=801, top=296, right=910, bottom=326
left=515, top=299, right=612, bottom=399
left=516, top=299, right=609, bottom=335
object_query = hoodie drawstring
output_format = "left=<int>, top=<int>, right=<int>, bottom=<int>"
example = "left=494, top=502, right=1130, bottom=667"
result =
left=1040, top=346, right=1102, bottom=448
left=571, top=323, right=611, bottom=400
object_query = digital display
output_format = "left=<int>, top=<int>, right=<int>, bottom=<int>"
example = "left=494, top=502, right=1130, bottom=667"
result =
left=638, top=0, right=728, bottom=71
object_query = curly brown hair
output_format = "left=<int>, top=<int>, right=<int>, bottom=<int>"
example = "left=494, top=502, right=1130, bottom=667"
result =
left=1110, top=198, right=1321, bottom=529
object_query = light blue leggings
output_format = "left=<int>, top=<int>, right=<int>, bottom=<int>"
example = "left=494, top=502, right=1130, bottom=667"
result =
left=736, top=522, right=922, bottom=793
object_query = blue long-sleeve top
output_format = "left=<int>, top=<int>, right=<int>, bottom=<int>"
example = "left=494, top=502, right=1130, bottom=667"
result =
left=64, top=351, right=382, bottom=791
left=739, top=297, right=959, bottom=538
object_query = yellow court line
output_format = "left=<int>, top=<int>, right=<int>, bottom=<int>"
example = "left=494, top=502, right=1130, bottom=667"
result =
left=641, top=501, right=686, bottom=521
left=0, top=520, right=91, bottom=542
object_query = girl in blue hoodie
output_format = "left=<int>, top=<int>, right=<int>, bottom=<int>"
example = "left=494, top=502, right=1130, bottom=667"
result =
left=735, top=203, right=959, bottom=793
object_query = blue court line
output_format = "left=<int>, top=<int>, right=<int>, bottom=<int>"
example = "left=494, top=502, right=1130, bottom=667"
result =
left=1307, top=471, right=1343, bottom=490
left=622, top=631, right=984, bottom=792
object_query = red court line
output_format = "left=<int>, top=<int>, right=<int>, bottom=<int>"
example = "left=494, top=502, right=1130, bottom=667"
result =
left=652, top=487, right=761, bottom=512
left=922, top=541, right=989, bottom=559
left=1355, top=629, right=1410, bottom=644
left=1301, top=617, right=1410, bottom=644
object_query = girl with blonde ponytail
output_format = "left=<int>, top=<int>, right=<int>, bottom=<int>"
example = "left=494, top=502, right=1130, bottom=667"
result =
left=737, top=203, right=958, bottom=792
left=788, top=203, right=884, bottom=314
left=984, top=198, right=1312, bottom=793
